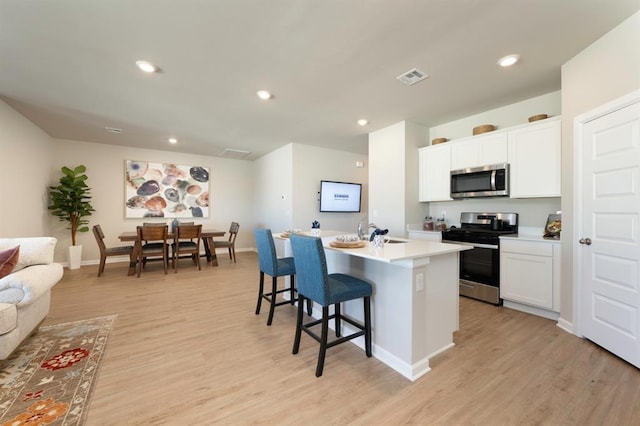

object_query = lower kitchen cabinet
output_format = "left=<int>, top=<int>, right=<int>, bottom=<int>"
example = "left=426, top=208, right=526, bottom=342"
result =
left=500, top=237, right=561, bottom=319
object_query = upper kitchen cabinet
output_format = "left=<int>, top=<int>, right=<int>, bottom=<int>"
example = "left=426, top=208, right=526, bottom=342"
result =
left=508, top=117, right=561, bottom=198
left=450, top=132, right=508, bottom=170
left=419, top=144, right=452, bottom=202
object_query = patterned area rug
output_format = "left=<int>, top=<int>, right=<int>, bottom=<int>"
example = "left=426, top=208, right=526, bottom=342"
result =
left=0, top=315, right=116, bottom=425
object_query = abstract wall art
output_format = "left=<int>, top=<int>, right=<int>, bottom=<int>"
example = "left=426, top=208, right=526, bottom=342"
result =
left=125, top=160, right=210, bottom=218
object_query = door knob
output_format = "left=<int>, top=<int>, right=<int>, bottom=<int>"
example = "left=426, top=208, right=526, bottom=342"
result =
left=579, top=237, right=592, bottom=245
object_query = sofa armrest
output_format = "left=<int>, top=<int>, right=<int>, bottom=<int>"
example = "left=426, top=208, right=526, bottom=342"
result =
left=0, top=263, right=63, bottom=306
left=0, top=237, right=57, bottom=272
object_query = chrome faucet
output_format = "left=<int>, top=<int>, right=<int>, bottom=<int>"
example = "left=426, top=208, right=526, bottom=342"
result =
left=357, top=219, right=377, bottom=241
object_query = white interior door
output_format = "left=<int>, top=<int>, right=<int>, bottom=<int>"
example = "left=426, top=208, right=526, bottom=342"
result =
left=579, top=97, right=640, bottom=367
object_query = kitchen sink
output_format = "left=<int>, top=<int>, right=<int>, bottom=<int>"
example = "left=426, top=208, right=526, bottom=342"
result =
left=386, top=239, right=407, bottom=244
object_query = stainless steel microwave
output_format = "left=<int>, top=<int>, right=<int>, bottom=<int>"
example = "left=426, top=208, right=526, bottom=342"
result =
left=450, top=163, right=509, bottom=199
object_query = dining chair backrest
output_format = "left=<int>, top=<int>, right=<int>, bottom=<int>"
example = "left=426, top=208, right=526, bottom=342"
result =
left=137, top=224, right=168, bottom=243
left=288, top=234, right=330, bottom=306
left=93, top=224, right=106, bottom=251
left=175, top=224, right=202, bottom=242
left=142, top=222, right=167, bottom=226
left=228, top=221, right=240, bottom=241
left=253, top=228, right=278, bottom=276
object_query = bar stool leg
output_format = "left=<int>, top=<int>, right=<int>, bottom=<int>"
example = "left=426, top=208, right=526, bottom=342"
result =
left=289, top=275, right=295, bottom=305
left=255, top=272, right=265, bottom=315
left=292, top=295, right=305, bottom=354
left=364, top=296, right=372, bottom=357
left=316, top=306, right=330, bottom=377
left=267, top=276, right=278, bottom=326
left=334, top=303, right=341, bottom=337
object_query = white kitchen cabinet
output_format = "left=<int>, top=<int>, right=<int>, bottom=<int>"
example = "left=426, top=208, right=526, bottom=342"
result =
left=508, top=117, right=561, bottom=198
left=450, top=132, right=508, bottom=170
left=419, top=144, right=452, bottom=202
left=500, top=238, right=561, bottom=317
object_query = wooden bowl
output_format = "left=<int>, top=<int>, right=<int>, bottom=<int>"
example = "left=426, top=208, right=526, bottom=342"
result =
left=473, top=124, right=496, bottom=135
left=432, top=137, right=448, bottom=145
left=528, top=114, right=548, bottom=122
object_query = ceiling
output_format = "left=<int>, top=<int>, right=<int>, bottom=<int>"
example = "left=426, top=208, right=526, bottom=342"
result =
left=1, top=1, right=639, bottom=161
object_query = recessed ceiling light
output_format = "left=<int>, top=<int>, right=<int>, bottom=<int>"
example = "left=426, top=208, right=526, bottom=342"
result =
left=357, top=119, right=369, bottom=126
left=256, top=90, right=272, bottom=100
left=136, top=60, right=158, bottom=73
left=497, top=54, right=520, bottom=67
left=168, top=137, right=178, bottom=144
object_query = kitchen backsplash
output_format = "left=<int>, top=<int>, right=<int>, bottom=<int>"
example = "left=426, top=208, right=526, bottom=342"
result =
left=426, top=196, right=561, bottom=229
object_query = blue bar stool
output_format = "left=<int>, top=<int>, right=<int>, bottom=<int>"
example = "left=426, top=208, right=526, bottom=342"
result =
left=289, top=234, right=372, bottom=377
left=253, top=228, right=311, bottom=326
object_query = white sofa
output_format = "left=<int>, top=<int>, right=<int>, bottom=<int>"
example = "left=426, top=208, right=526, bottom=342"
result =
left=0, top=237, right=63, bottom=360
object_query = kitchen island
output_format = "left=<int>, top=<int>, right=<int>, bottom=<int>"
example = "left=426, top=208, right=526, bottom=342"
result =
left=278, top=231, right=470, bottom=381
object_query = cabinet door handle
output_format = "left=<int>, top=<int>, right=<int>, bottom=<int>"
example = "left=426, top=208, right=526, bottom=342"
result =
left=579, top=237, right=592, bottom=245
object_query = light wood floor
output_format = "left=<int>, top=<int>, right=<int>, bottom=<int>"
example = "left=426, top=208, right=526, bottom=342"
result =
left=38, top=252, right=640, bottom=425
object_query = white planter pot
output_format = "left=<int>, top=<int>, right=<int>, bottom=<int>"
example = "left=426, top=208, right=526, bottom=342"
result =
left=68, top=245, right=82, bottom=270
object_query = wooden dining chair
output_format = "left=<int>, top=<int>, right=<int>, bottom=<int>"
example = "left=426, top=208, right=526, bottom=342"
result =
left=214, top=221, right=239, bottom=263
left=92, top=225, right=134, bottom=277
left=171, top=224, right=202, bottom=273
left=136, top=224, right=169, bottom=277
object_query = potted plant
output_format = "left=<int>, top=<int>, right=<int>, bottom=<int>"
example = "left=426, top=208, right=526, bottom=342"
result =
left=48, top=165, right=95, bottom=269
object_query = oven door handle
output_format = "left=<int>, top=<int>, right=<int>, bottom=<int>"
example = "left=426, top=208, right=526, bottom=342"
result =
left=442, top=240, right=499, bottom=250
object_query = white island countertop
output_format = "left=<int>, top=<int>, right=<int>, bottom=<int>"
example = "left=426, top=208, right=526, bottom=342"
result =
left=276, top=230, right=470, bottom=263
left=321, top=235, right=470, bottom=262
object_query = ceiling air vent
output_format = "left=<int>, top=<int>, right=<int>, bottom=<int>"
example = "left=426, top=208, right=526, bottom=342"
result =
left=219, top=148, right=251, bottom=159
left=104, top=126, right=123, bottom=134
left=396, top=68, right=429, bottom=86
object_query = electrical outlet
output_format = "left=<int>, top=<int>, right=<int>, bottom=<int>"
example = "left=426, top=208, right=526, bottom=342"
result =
left=416, top=273, right=424, bottom=292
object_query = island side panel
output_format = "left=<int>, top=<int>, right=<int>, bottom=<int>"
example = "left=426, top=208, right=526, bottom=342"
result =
left=324, top=249, right=416, bottom=378
left=420, top=252, right=459, bottom=359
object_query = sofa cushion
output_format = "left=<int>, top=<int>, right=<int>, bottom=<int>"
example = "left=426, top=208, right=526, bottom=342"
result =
left=0, top=246, right=20, bottom=279
left=0, top=238, right=57, bottom=272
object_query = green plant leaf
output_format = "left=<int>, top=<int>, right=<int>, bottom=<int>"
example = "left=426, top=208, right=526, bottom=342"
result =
left=48, top=165, right=94, bottom=246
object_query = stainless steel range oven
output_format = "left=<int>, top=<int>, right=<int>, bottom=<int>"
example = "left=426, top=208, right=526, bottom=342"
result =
left=442, top=212, right=518, bottom=305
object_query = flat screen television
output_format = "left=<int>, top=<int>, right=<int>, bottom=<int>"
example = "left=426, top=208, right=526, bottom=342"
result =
left=319, top=180, right=362, bottom=213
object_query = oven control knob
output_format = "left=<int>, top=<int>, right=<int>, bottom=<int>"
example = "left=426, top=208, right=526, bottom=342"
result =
left=579, top=237, right=592, bottom=245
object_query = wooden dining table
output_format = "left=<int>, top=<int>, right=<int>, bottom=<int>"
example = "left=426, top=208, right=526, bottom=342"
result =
left=118, top=229, right=226, bottom=276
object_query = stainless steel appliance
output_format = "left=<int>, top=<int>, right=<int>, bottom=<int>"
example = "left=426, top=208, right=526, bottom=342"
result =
left=450, top=163, right=509, bottom=199
left=442, top=212, right=518, bottom=305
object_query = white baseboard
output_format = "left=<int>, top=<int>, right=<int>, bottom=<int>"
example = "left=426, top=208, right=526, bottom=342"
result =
left=503, top=300, right=560, bottom=321
left=556, top=317, right=574, bottom=335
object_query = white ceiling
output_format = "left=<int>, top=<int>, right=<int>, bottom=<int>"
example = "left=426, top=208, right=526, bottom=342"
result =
left=1, top=1, right=639, bottom=160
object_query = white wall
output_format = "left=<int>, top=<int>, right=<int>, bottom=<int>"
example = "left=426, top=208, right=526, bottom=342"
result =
left=369, top=122, right=405, bottom=237
left=291, top=144, right=368, bottom=233
left=405, top=121, right=428, bottom=229
left=427, top=92, right=562, bottom=228
left=253, top=142, right=369, bottom=234
left=253, top=144, right=294, bottom=233
left=430, top=91, right=562, bottom=142
left=561, top=10, right=640, bottom=325
left=50, top=139, right=254, bottom=264
left=369, top=121, right=428, bottom=237
left=0, top=100, right=55, bottom=237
